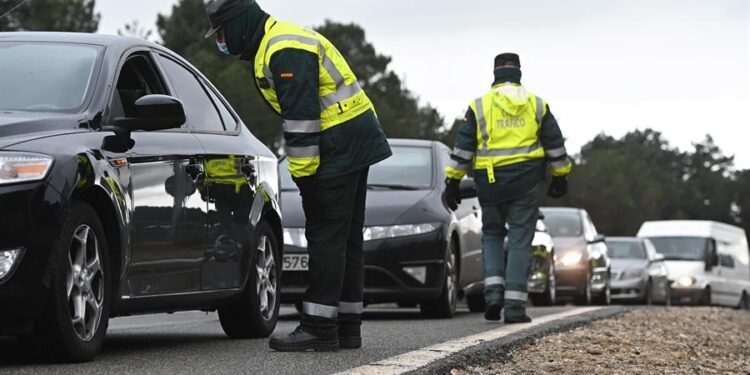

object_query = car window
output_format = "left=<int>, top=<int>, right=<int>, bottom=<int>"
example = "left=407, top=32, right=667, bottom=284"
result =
left=542, top=211, right=583, bottom=237
left=607, top=241, right=647, bottom=259
left=583, top=212, right=598, bottom=240
left=111, top=53, right=168, bottom=122
left=368, top=146, right=434, bottom=189
left=203, top=80, right=238, bottom=132
left=649, top=237, right=708, bottom=261
left=157, top=55, right=224, bottom=132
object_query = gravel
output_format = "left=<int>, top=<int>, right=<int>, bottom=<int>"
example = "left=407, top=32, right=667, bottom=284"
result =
left=450, top=307, right=750, bottom=375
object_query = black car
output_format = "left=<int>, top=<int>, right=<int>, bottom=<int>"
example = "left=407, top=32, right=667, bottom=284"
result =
left=279, top=139, right=483, bottom=318
left=541, top=207, right=611, bottom=305
left=0, top=33, right=283, bottom=362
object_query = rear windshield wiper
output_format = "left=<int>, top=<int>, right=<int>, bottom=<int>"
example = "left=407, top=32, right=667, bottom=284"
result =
left=367, top=184, right=421, bottom=191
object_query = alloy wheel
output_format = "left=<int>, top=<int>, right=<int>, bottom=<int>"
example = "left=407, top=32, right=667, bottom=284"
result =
left=255, top=235, right=277, bottom=321
left=548, top=264, right=557, bottom=304
left=66, top=224, right=104, bottom=342
left=446, top=242, right=458, bottom=310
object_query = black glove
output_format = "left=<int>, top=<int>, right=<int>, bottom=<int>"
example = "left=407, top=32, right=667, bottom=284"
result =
left=293, top=176, right=316, bottom=196
left=547, top=176, right=568, bottom=199
left=443, top=178, right=461, bottom=211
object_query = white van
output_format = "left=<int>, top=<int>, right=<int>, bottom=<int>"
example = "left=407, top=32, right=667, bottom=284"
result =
left=637, top=220, right=750, bottom=308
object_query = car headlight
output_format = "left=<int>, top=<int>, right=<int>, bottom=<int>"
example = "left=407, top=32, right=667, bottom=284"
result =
left=0, top=152, right=54, bottom=185
left=676, top=276, right=696, bottom=287
left=363, top=223, right=440, bottom=241
left=559, top=252, right=583, bottom=266
left=623, top=267, right=646, bottom=279
left=283, top=228, right=307, bottom=248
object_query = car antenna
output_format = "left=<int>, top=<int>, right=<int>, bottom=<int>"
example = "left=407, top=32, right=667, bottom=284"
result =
left=0, top=0, right=27, bottom=22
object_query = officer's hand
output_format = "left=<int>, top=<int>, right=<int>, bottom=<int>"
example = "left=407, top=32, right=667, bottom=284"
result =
left=547, top=176, right=568, bottom=199
left=443, top=178, right=462, bottom=211
left=293, top=176, right=316, bottom=196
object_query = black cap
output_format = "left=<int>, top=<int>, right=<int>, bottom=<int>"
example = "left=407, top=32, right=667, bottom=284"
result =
left=494, top=53, right=521, bottom=68
left=204, top=0, right=255, bottom=38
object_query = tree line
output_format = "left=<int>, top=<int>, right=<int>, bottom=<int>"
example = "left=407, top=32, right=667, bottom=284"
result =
left=2, top=0, right=749, bottom=239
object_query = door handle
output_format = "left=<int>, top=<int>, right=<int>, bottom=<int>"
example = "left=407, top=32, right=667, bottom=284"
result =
left=185, top=163, right=204, bottom=181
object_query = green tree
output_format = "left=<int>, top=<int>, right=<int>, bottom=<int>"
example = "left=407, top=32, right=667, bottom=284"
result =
left=0, top=0, right=99, bottom=32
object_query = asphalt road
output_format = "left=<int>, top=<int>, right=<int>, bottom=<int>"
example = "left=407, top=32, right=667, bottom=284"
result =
left=0, top=304, right=606, bottom=375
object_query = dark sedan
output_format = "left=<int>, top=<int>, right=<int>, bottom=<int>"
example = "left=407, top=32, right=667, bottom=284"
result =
left=279, top=139, right=483, bottom=318
left=0, top=33, right=282, bottom=362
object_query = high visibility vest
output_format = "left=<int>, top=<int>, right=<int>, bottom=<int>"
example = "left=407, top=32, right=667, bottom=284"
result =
left=253, top=17, right=375, bottom=177
left=448, top=85, right=571, bottom=182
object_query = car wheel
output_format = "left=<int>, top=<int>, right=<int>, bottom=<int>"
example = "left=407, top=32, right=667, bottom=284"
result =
left=219, top=221, right=280, bottom=338
left=643, top=279, right=653, bottom=306
left=737, top=292, right=749, bottom=311
left=700, top=287, right=712, bottom=306
left=664, top=283, right=672, bottom=307
left=593, top=272, right=611, bottom=306
left=420, top=239, right=458, bottom=318
left=466, top=294, right=486, bottom=313
left=37, top=203, right=111, bottom=363
left=574, top=271, right=593, bottom=305
left=530, top=263, right=556, bottom=306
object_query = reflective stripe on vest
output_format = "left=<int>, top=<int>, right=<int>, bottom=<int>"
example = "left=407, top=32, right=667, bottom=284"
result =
left=282, top=119, right=321, bottom=134
left=286, top=145, right=320, bottom=158
left=546, top=146, right=567, bottom=158
left=452, top=147, right=476, bottom=161
left=476, top=97, right=489, bottom=150
left=476, top=142, right=542, bottom=157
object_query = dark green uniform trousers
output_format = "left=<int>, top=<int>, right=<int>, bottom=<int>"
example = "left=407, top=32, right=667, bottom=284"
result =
left=299, top=168, right=369, bottom=339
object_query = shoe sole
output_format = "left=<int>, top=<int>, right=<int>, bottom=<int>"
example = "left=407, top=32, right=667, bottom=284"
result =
left=504, top=317, right=532, bottom=324
left=269, top=339, right=339, bottom=352
left=484, top=304, right=502, bottom=321
left=338, top=336, right=362, bottom=349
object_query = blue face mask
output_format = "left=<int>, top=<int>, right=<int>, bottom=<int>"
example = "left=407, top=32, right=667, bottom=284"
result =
left=217, top=41, right=230, bottom=55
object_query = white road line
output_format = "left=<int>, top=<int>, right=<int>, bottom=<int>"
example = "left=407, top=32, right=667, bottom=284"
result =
left=336, top=307, right=604, bottom=375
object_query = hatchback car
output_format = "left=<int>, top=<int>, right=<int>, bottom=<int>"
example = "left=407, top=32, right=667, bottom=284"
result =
left=540, top=207, right=611, bottom=305
left=0, top=33, right=282, bottom=362
left=279, top=139, right=483, bottom=318
left=607, top=237, right=670, bottom=305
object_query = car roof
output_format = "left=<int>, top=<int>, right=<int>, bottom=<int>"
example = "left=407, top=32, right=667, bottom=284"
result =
left=540, top=207, right=583, bottom=214
left=0, top=32, right=163, bottom=50
left=607, top=237, right=642, bottom=243
left=388, top=138, right=442, bottom=147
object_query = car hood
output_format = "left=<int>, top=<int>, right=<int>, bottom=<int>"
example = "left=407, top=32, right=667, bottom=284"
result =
left=551, top=236, right=587, bottom=256
left=663, top=260, right=704, bottom=279
left=611, top=258, right=648, bottom=273
left=281, top=189, right=432, bottom=228
left=0, top=111, right=85, bottom=148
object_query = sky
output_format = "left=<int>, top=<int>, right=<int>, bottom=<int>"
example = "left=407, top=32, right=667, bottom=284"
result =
left=95, top=0, right=750, bottom=168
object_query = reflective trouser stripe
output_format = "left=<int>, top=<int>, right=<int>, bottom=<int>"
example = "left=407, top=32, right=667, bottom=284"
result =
left=535, top=96, right=544, bottom=125
left=546, top=146, right=567, bottom=158
left=282, top=119, right=321, bottom=134
left=476, top=142, right=542, bottom=157
left=485, top=276, right=506, bottom=286
left=303, top=302, right=338, bottom=319
left=475, top=98, right=488, bottom=150
left=339, top=301, right=364, bottom=314
left=505, top=290, right=528, bottom=301
left=452, top=147, right=475, bottom=161
left=286, top=145, right=320, bottom=158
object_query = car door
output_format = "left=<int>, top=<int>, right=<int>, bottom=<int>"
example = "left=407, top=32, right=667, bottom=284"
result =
left=436, top=144, right=482, bottom=287
left=716, top=242, right=738, bottom=304
left=113, top=51, right=207, bottom=296
left=155, top=53, right=258, bottom=291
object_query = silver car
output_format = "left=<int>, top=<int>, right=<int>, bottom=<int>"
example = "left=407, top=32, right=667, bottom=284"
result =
left=608, top=237, right=670, bottom=305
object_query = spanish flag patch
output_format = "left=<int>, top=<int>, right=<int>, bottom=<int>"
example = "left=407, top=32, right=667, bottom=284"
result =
left=280, top=72, right=294, bottom=79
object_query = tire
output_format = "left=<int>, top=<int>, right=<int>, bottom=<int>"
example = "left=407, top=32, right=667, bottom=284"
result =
left=642, top=279, right=653, bottom=306
left=466, top=294, right=486, bottom=313
left=420, top=239, right=458, bottom=318
left=664, top=284, right=672, bottom=307
left=700, top=287, right=712, bottom=306
left=593, top=272, right=611, bottom=306
left=219, top=221, right=280, bottom=338
left=37, top=203, right=111, bottom=363
left=530, top=263, right=556, bottom=307
left=737, top=292, right=749, bottom=311
left=574, top=271, right=593, bottom=305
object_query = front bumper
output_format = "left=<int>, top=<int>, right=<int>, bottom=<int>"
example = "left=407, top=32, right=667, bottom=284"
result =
left=670, top=287, right=705, bottom=305
left=554, top=265, right=588, bottom=294
left=281, top=231, right=446, bottom=304
left=611, top=277, right=646, bottom=300
left=0, top=181, right=64, bottom=325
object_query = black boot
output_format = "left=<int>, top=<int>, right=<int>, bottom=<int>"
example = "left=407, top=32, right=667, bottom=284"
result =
left=268, top=326, right=338, bottom=352
left=504, top=315, right=532, bottom=324
left=484, top=301, right=503, bottom=321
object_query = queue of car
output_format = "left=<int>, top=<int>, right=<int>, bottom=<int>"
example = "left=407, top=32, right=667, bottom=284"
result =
left=1, top=32, right=749, bottom=364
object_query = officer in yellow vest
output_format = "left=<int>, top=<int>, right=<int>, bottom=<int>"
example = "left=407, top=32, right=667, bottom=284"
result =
left=444, top=53, right=572, bottom=323
left=204, top=0, right=391, bottom=351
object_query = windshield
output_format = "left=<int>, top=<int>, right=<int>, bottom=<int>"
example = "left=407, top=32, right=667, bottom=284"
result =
left=542, top=211, right=583, bottom=237
left=0, top=42, right=102, bottom=112
left=608, top=241, right=647, bottom=259
left=280, top=145, right=433, bottom=191
left=648, top=237, right=707, bottom=261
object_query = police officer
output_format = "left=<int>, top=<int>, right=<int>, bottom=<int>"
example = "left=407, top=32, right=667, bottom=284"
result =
left=204, top=0, right=391, bottom=351
left=444, top=53, right=571, bottom=323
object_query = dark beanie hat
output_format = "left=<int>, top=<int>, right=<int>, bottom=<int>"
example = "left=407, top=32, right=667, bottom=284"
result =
left=495, top=53, right=521, bottom=68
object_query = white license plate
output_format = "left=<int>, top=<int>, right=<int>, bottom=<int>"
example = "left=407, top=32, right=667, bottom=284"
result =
left=283, top=254, right=309, bottom=271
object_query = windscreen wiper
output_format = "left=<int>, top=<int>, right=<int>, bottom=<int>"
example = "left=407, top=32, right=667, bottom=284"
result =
left=367, top=184, right=420, bottom=191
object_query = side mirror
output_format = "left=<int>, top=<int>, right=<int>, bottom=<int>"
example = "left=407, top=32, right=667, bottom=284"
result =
left=653, top=253, right=665, bottom=262
left=589, top=234, right=606, bottom=244
left=459, top=178, right=478, bottom=199
left=705, top=239, right=719, bottom=271
left=103, top=95, right=186, bottom=135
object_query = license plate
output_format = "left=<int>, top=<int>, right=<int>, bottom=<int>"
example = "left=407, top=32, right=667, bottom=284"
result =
left=283, top=254, right=309, bottom=271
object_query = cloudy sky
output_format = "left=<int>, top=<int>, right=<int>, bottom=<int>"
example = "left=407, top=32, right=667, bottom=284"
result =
left=96, top=0, right=750, bottom=168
